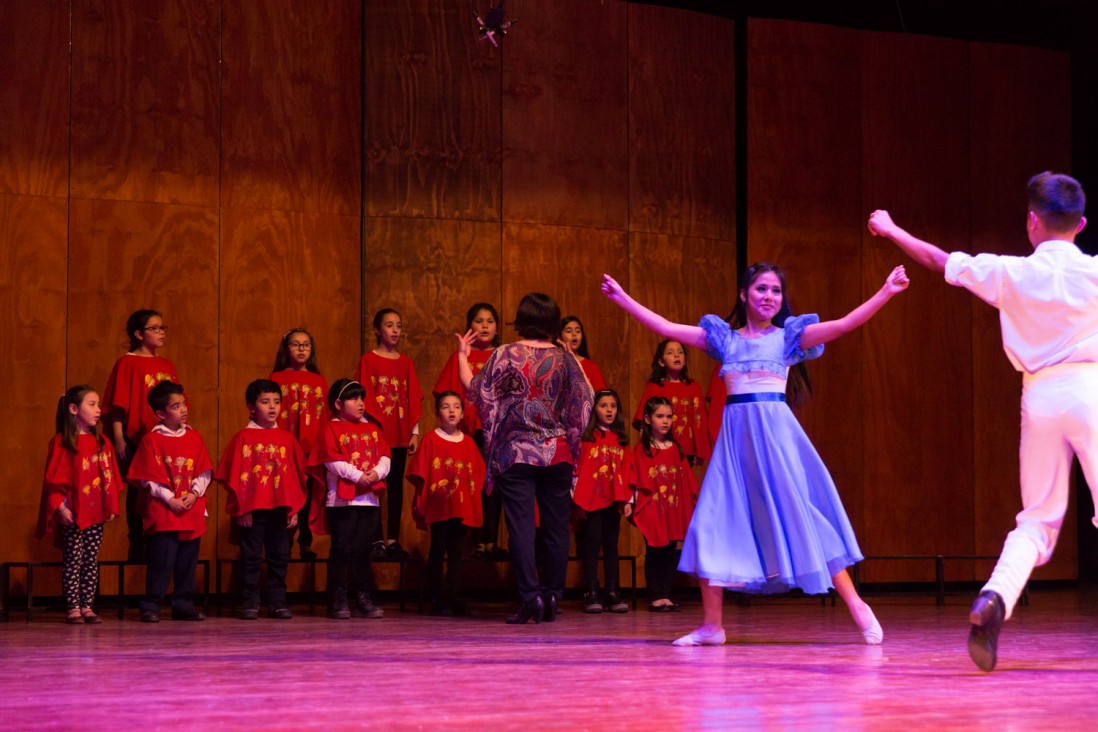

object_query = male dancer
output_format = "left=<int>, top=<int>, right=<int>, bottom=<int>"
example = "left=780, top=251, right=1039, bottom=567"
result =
left=868, top=171, right=1098, bottom=671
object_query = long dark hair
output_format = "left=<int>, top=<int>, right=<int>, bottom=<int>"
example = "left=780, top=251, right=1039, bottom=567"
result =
left=272, top=328, right=321, bottom=374
left=125, top=309, right=161, bottom=352
left=466, top=303, right=501, bottom=348
left=647, top=339, right=693, bottom=385
left=56, top=385, right=104, bottom=452
left=559, top=315, right=591, bottom=359
left=583, top=389, right=629, bottom=446
left=726, top=262, right=813, bottom=408
left=639, top=396, right=684, bottom=460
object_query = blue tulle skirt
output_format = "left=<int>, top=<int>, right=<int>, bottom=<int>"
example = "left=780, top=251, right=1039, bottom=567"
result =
left=678, top=399, right=862, bottom=594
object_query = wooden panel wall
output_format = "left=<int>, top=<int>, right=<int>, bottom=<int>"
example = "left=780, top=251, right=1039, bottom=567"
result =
left=0, top=0, right=70, bottom=563
left=0, top=2, right=1076, bottom=590
left=860, top=32, right=975, bottom=580
left=969, top=44, right=1074, bottom=580
left=748, top=21, right=867, bottom=539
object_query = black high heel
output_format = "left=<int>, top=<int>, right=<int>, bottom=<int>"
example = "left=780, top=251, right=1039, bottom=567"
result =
left=542, top=593, right=559, bottom=623
left=506, top=595, right=544, bottom=625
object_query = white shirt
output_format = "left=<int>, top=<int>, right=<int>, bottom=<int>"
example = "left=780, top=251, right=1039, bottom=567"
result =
left=945, top=240, right=1098, bottom=374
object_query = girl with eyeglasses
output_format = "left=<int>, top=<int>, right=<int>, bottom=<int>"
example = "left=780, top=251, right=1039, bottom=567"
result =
left=102, top=309, right=179, bottom=560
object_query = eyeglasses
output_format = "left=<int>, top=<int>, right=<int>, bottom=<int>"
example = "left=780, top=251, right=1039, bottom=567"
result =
left=288, top=342, right=312, bottom=350
left=143, top=325, right=168, bottom=333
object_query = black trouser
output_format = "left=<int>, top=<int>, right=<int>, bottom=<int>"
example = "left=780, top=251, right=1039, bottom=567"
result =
left=496, top=462, right=572, bottom=603
left=118, top=447, right=143, bottom=559
left=373, top=447, right=407, bottom=544
left=427, top=518, right=466, bottom=602
left=141, top=531, right=200, bottom=614
left=327, top=506, right=378, bottom=595
left=580, top=506, right=621, bottom=591
left=238, top=508, right=291, bottom=608
left=474, top=432, right=502, bottom=546
left=296, top=480, right=314, bottom=550
left=645, top=543, right=678, bottom=602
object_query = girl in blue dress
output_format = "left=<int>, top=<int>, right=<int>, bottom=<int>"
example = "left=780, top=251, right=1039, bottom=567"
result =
left=601, top=262, right=909, bottom=646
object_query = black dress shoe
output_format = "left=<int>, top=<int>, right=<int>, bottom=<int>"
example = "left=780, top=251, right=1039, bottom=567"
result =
left=270, top=607, right=293, bottom=620
left=505, top=596, right=544, bottom=625
left=172, top=609, right=206, bottom=621
left=542, top=593, right=559, bottom=623
left=299, top=546, right=318, bottom=561
left=140, top=610, right=160, bottom=623
left=967, top=590, right=1005, bottom=672
left=239, top=607, right=260, bottom=621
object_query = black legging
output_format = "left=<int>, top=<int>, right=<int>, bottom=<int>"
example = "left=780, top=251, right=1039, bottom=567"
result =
left=580, top=506, right=621, bottom=591
left=427, top=518, right=466, bottom=602
left=61, top=522, right=104, bottom=610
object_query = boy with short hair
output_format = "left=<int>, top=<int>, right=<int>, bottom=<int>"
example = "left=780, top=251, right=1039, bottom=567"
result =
left=215, top=379, right=308, bottom=620
left=129, top=380, right=212, bottom=623
left=869, top=171, right=1098, bottom=672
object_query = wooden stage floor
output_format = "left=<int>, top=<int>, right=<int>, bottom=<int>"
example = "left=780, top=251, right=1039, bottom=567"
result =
left=2, top=587, right=1096, bottom=729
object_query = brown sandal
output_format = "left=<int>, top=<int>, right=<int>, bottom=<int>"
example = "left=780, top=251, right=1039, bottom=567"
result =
left=66, top=609, right=84, bottom=625
left=80, top=608, right=103, bottom=624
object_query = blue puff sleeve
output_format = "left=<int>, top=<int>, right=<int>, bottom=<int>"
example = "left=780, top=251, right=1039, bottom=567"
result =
left=783, top=314, right=824, bottom=365
left=698, top=314, right=733, bottom=362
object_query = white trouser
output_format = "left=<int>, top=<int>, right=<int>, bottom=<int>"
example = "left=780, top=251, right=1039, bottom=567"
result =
left=983, top=363, right=1098, bottom=619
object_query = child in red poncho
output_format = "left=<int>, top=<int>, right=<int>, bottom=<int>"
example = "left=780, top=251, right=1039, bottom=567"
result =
left=37, top=385, right=121, bottom=624
left=215, top=379, right=307, bottom=620
left=631, top=396, right=698, bottom=612
left=308, top=379, right=392, bottom=620
left=356, top=308, right=423, bottom=561
left=434, top=302, right=501, bottom=558
left=632, top=339, right=711, bottom=465
left=573, top=388, right=632, bottom=614
left=409, top=391, right=485, bottom=616
left=128, top=381, right=212, bottom=623
left=102, top=309, right=179, bottom=561
left=269, top=327, right=329, bottom=560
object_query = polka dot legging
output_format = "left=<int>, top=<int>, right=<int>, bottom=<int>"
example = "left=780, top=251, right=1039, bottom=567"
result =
left=61, top=522, right=104, bottom=610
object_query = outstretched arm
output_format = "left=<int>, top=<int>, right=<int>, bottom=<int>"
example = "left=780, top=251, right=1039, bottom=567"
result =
left=600, top=274, right=707, bottom=350
left=799, top=266, right=909, bottom=348
left=867, top=210, right=949, bottom=273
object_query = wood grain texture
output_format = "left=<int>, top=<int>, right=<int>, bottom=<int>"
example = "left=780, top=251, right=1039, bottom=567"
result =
left=969, top=42, right=1075, bottom=580
left=0, top=0, right=70, bottom=197
left=217, top=209, right=362, bottom=557
left=69, top=0, right=220, bottom=206
left=629, top=4, right=735, bottom=240
left=861, top=31, right=974, bottom=581
left=747, top=21, right=867, bottom=541
left=6, top=590, right=1098, bottom=727
left=501, top=222, right=629, bottom=397
left=65, top=198, right=219, bottom=562
left=502, top=0, right=629, bottom=229
left=364, top=0, right=502, bottom=221
left=0, top=193, right=69, bottom=562
left=221, top=0, right=362, bottom=215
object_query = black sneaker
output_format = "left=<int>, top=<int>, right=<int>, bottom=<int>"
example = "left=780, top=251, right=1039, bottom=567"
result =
left=239, top=607, right=260, bottom=621
left=140, top=610, right=160, bottom=623
left=270, top=607, right=293, bottom=620
left=386, top=541, right=410, bottom=560
left=584, top=591, right=604, bottom=614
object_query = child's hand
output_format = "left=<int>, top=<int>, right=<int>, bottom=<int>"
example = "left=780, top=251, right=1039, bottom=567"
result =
left=600, top=273, right=626, bottom=301
left=867, top=210, right=898, bottom=238
left=181, top=492, right=198, bottom=511
left=621, top=503, right=633, bottom=518
left=883, top=265, right=910, bottom=294
left=168, top=496, right=187, bottom=515
left=359, top=470, right=380, bottom=487
left=454, top=329, right=477, bottom=357
left=286, top=512, right=298, bottom=530
left=114, top=438, right=130, bottom=462
left=408, top=433, right=422, bottom=455
left=236, top=512, right=253, bottom=528
left=55, top=505, right=75, bottom=526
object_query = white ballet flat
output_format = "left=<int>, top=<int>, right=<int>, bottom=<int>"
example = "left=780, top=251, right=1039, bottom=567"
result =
left=671, top=627, right=726, bottom=646
left=860, top=610, right=883, bottom=645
